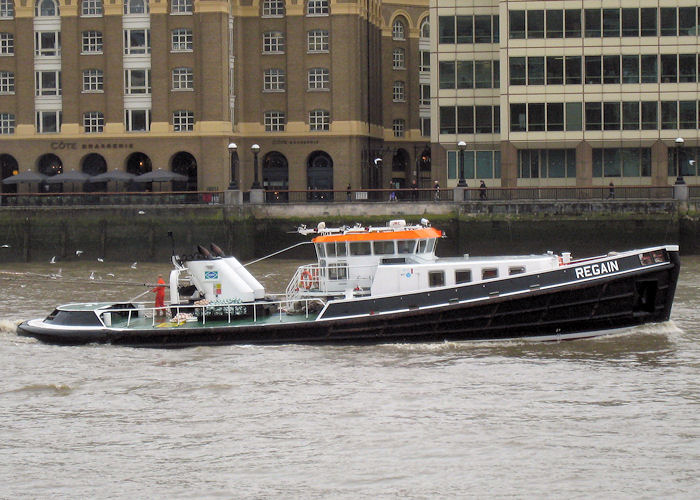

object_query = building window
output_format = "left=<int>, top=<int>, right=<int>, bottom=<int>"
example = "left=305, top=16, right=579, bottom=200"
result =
left=36, top=0, right=59, bottom=16
left=447, top=150, right=501, bottom=179
left=82, top=31, right=103, bottom=53
left=81, top=0, right=102, bottom=16
left=83, top=111, right=104, bottom=133
left=592, top=148, right=651, bottom=177
left=0, top=32, right=12, bottom=55
left=392, top=19, right=405, bottom=40
left=420, top=19, right=430, bottom=39
left=392, top=81, right=405, bottom=102
left=171, top=0, right=192, bottom=14
left=36, top=110, right=61, bottom=133
left=35, top=70, right=61, bottom=96
left=420, top=117, right=430, bottom=137
left=307, top=0, right=328, bottom=16
left=0, top=71, right=13, bottom=94
left=124, top=69, right=151, bottom=94
left=0, top=0, right=14, bottom=18
left=125, top=109, right=150, bottom=131
left=309, top=109, right=330, bottom=131
left=264, top=111, right=285, bottom=132
left=307, top=30, right=329, bottom=53
left=392, top=48, right=405, bottom=69
left=34, top=32, right=60, bottom=57
left=124, top=0, right=148, bottom=15
left=518, top=149, right=576, bottom=179
left=124, top=29, right=151, bottom=54
left=171, top=28, right=193, bottom=51
left=419, top=84, right=430, bottom=106
left=172, top=67, right=193, bottom=90
left=0, top=112, right=14, bottom=134
left=173, top=110, right=194, bottom=131
left=419, top=50, right=430, bottom=72
left=392, top=119, right=405, bottom=137
left=263, top=68, right=285, bottom=91
left=263, top=31, right=284, bottom=53
left=82, top=69, right=103, bottom=92
left=262, top=0, right=284, bottom=17
left=308, top=68, right=329, bottom=90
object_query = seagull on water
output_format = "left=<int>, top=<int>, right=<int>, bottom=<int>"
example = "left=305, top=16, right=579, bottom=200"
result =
left=1, top=244, right=9, bottom=248
left=89, top=271, right=95, bottom=280
left=138, top=210, right=146, bottom=215
left=75, top=250, right=84, bottom=256
left=50, top=256, right=56, bottom=264
left=130, top=262, right=138, bottom=269
left=107, top=273, right=115, bottom=277
left=97, top=257, right=104, bottom=262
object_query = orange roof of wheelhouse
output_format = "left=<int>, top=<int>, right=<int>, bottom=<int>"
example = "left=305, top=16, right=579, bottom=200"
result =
left=313, top=227, right=442, bottom=243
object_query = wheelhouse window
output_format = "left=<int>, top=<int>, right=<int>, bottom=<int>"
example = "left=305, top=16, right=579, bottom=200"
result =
left=428, top=271, right=445, bottom=287
left=349, top=241, right=371, bottom=256
left=455, top=270, right=472, bottom=284
left=482, top=268, right=498, bottom=280
left=328, top=264, right=348, bottom=280
left=315, top=243, right=325, bottom=257
left=325, top=242, right=346, bottom=257
left=373, top=241, right=395, bottom=255
left=397, top=240, right=416, bottom=254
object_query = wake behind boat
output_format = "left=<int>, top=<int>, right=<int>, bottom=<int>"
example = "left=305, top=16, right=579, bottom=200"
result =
left=17, top=220, right=680, bottom=347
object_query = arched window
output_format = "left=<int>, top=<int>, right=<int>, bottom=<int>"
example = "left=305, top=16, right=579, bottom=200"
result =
left=420, top=18, right=430, bottom=39
left=392, top=18, right=406, bottom=40
left=124, top=0, right=148, bottom=15
left=0, top=0, right=15, bottom=18
left=171, top=151, right=197, bottom=191
left=35, top=0, right=58, bottom=17
left=262, top=151, right=289, bottom=202
left=307, top=150, right=333, bottom=200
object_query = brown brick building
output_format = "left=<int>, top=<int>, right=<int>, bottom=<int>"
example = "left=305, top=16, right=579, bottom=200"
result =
left=0, top=0, right=432, bottom=195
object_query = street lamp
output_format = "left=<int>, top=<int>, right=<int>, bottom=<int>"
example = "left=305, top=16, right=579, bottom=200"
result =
left=675, top=137, right=685, bottom=185
left=457, top=141, right=467, bottom=187
left=227, top=142, right=238, bottom=190
left=251, top=144, right=261, bottom=189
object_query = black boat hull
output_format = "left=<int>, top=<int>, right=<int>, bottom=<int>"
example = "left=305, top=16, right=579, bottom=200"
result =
left=17, top=252, right=680, bottom=348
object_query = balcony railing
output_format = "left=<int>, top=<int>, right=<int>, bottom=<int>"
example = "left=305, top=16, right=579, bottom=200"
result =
left=0, top=185, right=693, bottom=207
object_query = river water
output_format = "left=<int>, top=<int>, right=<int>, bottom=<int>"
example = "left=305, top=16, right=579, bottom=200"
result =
left=0, top=256, right=699, bottom=498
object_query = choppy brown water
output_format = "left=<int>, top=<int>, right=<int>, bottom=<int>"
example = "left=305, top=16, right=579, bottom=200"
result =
left=0, top=256, right=699, bottom=498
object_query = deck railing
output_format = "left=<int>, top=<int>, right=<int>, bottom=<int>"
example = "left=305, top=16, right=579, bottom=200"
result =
left=0, top=185, right=694, bottom=207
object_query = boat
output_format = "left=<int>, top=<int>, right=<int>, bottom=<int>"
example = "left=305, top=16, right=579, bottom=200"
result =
left=17, top=219, right=680, bottom=347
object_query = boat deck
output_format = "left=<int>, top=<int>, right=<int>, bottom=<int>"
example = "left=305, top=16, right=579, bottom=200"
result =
left=108, top=310, right=320, bottom=331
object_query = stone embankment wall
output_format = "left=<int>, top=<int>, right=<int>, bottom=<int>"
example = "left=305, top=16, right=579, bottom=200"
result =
left=0, top=201, right=696, bottom=263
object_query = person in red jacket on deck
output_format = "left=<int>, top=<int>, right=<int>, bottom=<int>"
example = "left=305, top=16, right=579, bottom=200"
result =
left=152, top=274, right=166, bottom=317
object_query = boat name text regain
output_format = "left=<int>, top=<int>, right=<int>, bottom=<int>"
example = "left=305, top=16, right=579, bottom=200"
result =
left=574, top=260, right=619, bottom=279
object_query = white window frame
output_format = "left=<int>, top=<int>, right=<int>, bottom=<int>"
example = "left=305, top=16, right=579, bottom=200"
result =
left=83, top=111, right=104, bottom=133
left=393, top=119, right=405, bottom=137
left=419, top=50, right=430, bottom=72
left=307, top=0, right=328, bottom=16
left=124, top=29, right=151, bottom=55
left=82, top=69, right=104, bottom=92
left=264, top=111, right=286, bottom=132
left=392, top=19, right=406, bottom=40
left=419, top=83, right=430, bottom=106
left=0, top=112, right=14, bottom=134
left=124, top=109, right=151, bottom=132
left=170, top=0, right=192, bottom=14
left=171, top=28, right=193, bottom=52
left=262, top=31, right=284, bottom=53
left=35, top=70, right=61, bottom=96
left=0, top=32, right=12, bottom=55
left=124, top=69, right=151, bottom=94
left=36, top=110, right=62, bottom=133
left=35, top=31, right=61, bottom=57
left=0, top=71, right=13, bottom=94
left=0, top=0, right=14, bottom=18
left=309, top=109, right=330, bottom=131
left=172, top=67, right=193, bottom=90
left=262, top=0, right=284, bottom=17
left=393, top=80, right=405, bottom=102
left=36, top=0, right=59, bottom=17
left=307, top=29, right=329, bottom=53
left=420, top=19, right=430, bottom=39
left=81, top=0, right=103, bottom=16
left=263, top=68, right=285, bottom=92
left=82, top=31, right=103, bottom=53
left=173, top=110, right=194, bottom=131
left=308, top=68, right=329, bottom=90
left=392, top=48, right=405, bottom=69
left=124, top=0, right=149, bottom=15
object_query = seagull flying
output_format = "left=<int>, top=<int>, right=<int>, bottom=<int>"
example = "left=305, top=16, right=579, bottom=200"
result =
left=138, top=210, right=146, bottom=215
left=130, top=262, right=138, bottom=269
left=50, top=256, right=56, bottom=264
left=97, top=257, right=104, bottom=262
left=75, top=250, right=84, bottom=256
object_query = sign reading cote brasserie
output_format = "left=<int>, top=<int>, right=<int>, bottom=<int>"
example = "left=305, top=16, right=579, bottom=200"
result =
left=51, top=142, right=135, bottom=151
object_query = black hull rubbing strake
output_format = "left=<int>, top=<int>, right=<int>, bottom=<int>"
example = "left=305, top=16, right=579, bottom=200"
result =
left=17, top=254, right=679, bottom=348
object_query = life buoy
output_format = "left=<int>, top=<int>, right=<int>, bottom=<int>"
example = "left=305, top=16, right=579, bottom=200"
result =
left=299, top=270, right=313, bottom=289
